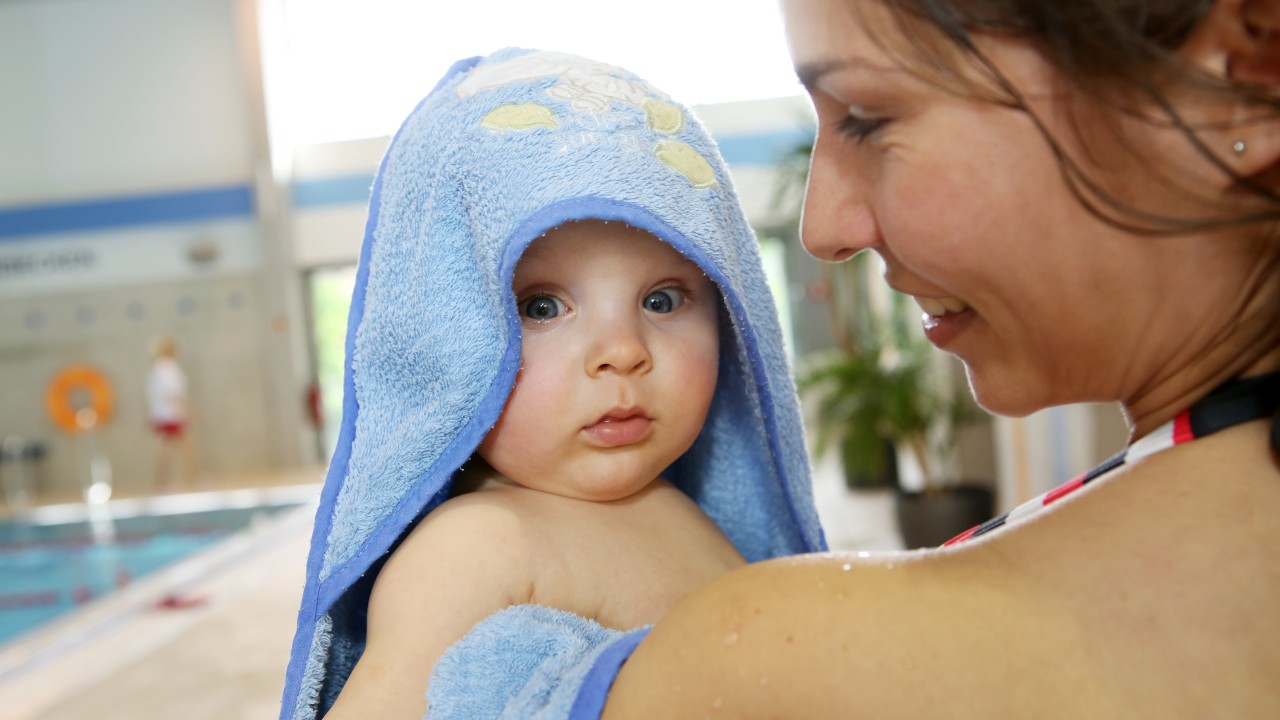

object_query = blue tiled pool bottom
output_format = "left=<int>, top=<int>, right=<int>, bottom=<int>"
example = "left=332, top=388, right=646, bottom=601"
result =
left=0, top=504, right=300, bottom=645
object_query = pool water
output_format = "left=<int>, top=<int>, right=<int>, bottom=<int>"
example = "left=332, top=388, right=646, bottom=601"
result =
left=0, top=504, right=300, bottom=645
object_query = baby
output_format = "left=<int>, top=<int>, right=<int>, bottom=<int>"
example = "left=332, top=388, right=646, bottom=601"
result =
left=330, top=220, right=746, bottom=718
left=280, top=49, right=824, bottom=720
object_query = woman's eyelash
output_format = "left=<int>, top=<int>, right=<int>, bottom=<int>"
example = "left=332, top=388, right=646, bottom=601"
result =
left=836, top=114, right=888, bottom=142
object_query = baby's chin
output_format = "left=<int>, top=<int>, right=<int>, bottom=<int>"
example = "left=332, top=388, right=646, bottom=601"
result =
left=504, top=465, right=664, bottom=504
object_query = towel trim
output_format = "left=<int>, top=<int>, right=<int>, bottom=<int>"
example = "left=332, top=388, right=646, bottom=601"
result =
left=567, top=627, right=652, bottom=720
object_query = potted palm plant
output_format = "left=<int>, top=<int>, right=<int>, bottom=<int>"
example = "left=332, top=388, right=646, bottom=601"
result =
left=775, top=138, right=993, bottom=547
left=796, top=253, right=993, bottom=547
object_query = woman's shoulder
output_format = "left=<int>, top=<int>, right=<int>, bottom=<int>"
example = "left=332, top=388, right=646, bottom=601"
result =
left=605, top=423, right=1280, bottom=719
left=604, top=545, right=1103, bottom=718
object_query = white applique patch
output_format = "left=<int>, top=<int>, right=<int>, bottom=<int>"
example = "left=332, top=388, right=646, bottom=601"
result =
left=462, top=51, right=717, bottom=189
left=457, top=51, right=666, bottom=112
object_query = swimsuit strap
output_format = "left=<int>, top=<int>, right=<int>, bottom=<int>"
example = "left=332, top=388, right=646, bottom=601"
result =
left=945, top=371, right=1280, bottom=547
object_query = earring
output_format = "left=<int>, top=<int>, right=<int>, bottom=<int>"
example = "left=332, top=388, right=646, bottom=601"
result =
left=1232, top=140, right=1247, bottom=154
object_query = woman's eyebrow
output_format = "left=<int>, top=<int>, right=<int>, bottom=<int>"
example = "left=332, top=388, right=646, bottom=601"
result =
left=795, top=58, right=897, bottom=89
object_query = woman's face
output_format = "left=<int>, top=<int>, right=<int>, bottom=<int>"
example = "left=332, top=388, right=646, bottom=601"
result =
left=781, top=0, right=1255, bottom=417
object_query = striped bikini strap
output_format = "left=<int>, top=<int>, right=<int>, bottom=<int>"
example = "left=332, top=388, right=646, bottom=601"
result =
left=944, top=371, right=1280, bottom=547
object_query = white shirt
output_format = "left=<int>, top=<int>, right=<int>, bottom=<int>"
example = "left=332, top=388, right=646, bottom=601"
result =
left=147, top=357, right=188, bottom=423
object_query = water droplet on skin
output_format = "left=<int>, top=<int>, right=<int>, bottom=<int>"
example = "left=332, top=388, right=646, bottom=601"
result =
left=903, top=659, right=916, bottom=671
left=712, top=698, right=724, bottom=710
left=842, top=563, right=852, bottom=571
left=724, top=632, right=739, bottom=647
left=885, top=563, right=896, bottom=570
left=857, top=551, right=871, bottom=559
left=817, top=580, right=826, bottom=589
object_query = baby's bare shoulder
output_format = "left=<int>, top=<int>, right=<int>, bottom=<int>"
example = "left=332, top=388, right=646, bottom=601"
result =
left=339, top=489, right=543, bottom=719
left=392, top=490, right=526, bottom=556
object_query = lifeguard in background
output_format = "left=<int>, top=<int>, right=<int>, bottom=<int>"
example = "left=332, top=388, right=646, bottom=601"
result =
left=147, top=336, right=200, bottom=490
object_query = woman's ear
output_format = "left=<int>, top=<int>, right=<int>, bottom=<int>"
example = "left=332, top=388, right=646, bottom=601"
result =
left=1179, top=0, right=1280, bottom=179
left=1233, top=0, right=1280, bottom=81
left=1227, top=0, right=1280, bottom=85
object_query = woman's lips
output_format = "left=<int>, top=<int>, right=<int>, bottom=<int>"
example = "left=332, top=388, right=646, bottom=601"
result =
left=912, top=295, right=974, bottom=349
left=583, top=414, right=652, bottom=447
left=921, top=307, right=976, bottom=348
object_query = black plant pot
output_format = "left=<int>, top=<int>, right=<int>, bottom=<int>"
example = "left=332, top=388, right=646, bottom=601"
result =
left=895, top=483, right=995, bottom=549
left=841, top=437, right=900, bottom=490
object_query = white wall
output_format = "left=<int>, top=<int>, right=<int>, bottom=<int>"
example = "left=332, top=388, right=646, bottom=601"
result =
left=0, top=0, right=254, bottom=205
left=0, top=0, right=291, bottom=499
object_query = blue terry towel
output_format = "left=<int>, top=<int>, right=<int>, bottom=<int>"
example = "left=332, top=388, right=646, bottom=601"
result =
left=426, top=605, right=650, bottom=720
left=279, top=48, right=827, bottom=720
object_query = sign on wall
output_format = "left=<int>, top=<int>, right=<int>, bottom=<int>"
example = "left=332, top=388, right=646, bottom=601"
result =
left=0, top=222, right=260, bottom=297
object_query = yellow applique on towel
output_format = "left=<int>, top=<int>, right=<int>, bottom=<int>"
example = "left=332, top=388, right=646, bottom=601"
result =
left=482, top=104, right=558, bottom=131
left=655, top=140, right=718, bottom=189
left=643, top=100, right=685, bottom=135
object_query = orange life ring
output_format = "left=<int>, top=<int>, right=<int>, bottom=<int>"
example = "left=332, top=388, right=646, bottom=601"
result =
left=46, top=364, right=115, bottom=434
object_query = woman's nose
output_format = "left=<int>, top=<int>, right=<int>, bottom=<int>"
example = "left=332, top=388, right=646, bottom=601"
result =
left=800, top=132, right=881, bottom=262
left=586, top=316, right=652, bottom=377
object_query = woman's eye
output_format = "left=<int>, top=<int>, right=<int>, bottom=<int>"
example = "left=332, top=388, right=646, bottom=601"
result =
left=521, top=295, right=564, bottom=321
left=643, top=288, right=683, bottom=314
left=836, top=114, right=888, bottom=142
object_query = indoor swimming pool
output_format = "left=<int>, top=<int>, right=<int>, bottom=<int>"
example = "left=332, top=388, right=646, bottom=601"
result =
left=0, top=501, right=303, bottom=646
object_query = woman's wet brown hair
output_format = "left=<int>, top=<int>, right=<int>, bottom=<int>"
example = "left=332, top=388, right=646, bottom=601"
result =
left=850, top=0, right=1280, bottom=234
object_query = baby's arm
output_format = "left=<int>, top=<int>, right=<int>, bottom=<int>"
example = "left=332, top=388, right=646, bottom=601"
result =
left=325, top=497, right=532, bottom=720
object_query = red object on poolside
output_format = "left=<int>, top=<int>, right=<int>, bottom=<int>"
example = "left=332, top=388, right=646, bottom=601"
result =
left=155, top=593, right=208, bottom=610
left=72, top=585, right=93, bottom=604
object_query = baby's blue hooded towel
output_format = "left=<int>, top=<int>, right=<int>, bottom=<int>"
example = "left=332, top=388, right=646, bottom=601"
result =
left=280, top=49, right=826, bottom=720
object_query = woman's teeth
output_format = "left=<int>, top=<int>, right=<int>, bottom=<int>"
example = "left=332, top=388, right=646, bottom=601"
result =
left=913, top=296, right=969, bottom=317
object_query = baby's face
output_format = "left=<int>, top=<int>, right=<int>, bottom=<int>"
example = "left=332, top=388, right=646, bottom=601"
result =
left=476, top=220, right=720, bottom=501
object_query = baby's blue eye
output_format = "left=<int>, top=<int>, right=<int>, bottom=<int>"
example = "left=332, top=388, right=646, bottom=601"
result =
left=522, top=295, right=563, bottom=321
left=643, top=289, right=682, bottom=314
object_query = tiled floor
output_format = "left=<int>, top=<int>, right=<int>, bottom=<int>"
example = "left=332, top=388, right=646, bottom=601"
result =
left=0, top=454, right=901, bottom=720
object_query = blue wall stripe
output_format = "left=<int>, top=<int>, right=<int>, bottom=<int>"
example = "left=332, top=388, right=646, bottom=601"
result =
left=0, top=185, right=255, bottom=241
left=292, top=175, right=375, bottom=209
left=717, top=129, right=812, bottom=166
left=0, top=130, right=814, bottom=239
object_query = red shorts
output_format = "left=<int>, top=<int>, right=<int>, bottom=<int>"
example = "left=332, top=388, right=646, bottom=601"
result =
left=154, top=421, right=186, bottom=439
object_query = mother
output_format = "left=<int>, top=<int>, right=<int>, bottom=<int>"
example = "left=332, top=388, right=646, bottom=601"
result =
left=601, top=0, right=1280, bottom=716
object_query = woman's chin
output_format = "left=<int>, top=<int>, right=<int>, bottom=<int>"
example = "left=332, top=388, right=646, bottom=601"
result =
left=966, top=369, right=1052, bottom=419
